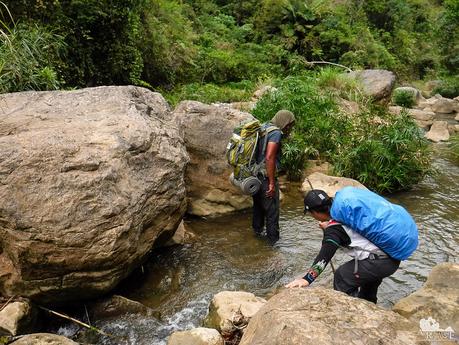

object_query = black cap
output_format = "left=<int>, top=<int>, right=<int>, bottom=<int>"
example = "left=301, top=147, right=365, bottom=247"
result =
left=304, top=189, right=331, bottom=213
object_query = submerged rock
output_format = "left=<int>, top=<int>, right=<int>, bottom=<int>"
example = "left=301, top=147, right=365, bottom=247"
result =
left=173, top=101, right=253, bottom=216
left=89, top=295, right=158, bottom=320
left=239, top=287, right=418, bottom=345
left=164, top=220, right=196, bottom=247
left=0, top=86, right=188, bottom=303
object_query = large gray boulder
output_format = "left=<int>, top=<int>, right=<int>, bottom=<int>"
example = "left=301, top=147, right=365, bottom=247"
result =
left=348, top=69, right=396, bottom=103
left=173, top=101, right=253, bottom=216
left=393, top=263, right=459, bottom=337
left=0, top=86, right=188, bottom=303
left=239, top=288, right=418, bottom=345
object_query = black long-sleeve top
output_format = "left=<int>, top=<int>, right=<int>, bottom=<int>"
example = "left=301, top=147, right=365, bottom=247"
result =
left=302, top=221, right=351, bottom=284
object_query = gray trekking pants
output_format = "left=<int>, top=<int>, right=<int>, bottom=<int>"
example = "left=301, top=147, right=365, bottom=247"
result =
left=333, top=256, right=400, bottom=303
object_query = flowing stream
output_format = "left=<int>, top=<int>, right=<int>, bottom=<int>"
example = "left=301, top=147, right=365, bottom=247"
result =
left=58, top=145, right=458, bottom=344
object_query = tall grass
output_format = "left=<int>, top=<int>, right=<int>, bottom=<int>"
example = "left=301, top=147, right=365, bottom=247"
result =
left=162, top=80, right=256, bottom=107
left=332, top=108, right=432, bottom=192
left=0, top=2, right=66, bottom=93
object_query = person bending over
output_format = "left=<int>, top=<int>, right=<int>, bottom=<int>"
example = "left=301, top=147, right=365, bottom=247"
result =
left=285, top=189, right=400, bottom=304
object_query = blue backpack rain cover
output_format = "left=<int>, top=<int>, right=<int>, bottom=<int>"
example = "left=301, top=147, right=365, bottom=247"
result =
left=330, top=186, right=418, bottom=260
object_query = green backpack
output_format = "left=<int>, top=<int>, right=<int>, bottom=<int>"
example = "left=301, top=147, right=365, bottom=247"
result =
left=226, top=119, right=279, bottom=181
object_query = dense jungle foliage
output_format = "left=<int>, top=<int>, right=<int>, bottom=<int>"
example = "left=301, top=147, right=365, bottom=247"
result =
left=0, top=0, right=455, bottom=192
left=1, top=0, right=457, bottom=92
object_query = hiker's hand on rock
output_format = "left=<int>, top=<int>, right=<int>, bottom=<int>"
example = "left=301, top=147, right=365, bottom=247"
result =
left=266, top=183, right=275, bottom=198
left=285, top=278, right=309, bottom=288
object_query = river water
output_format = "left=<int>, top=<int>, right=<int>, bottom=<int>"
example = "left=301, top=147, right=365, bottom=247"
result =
left=60, top=145, right=458, bottom=344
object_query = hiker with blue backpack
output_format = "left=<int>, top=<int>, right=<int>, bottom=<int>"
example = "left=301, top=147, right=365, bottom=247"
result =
left=285, top=187, right=418, bottom=304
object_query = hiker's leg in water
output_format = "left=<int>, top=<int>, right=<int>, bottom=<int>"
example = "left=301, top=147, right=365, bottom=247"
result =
left=334, top=260, right=359, bottom=297
left=265, top=179, right=280, bottom=243
left=252, top=184, right=265, bottom=234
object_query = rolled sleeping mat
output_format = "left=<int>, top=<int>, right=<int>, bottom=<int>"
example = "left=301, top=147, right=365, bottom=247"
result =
left=229, top=173, right=261, bottom=195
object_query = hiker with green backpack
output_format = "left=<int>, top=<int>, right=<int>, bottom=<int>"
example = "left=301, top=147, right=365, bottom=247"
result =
left=226, top=110, right=295, bottom=244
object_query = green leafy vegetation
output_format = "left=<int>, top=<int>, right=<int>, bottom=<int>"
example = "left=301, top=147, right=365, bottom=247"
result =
left=0, top=0, right=454, bottom=92
left=332, top=108, right=432, bottom=192
left=393, top=89, right=416, bottom=108
left=163, top=81, right=256, bottom=107
left=0, top=4, right=65, bottom=92
left=437, top=0, right=459, bottom=75
left=281, top=141, right=307, bottom=181
left=253, top=71, right=432, bottom=193
left=432, top=75, right=459, bottom=98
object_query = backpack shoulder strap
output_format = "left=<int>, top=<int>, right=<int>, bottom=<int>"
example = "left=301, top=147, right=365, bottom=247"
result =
left=261, top=124, right=280, bottom=158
